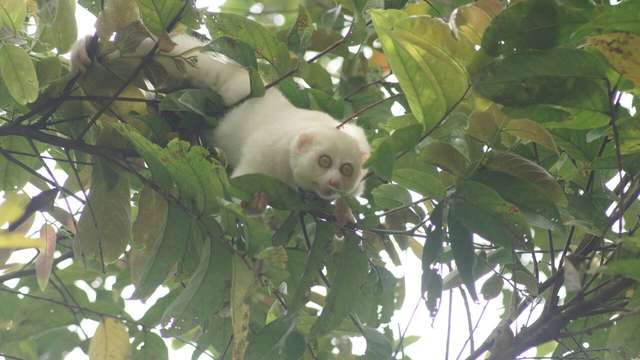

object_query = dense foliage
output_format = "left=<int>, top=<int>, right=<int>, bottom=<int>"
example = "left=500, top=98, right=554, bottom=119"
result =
left=0, top=0, right=639, bottom=359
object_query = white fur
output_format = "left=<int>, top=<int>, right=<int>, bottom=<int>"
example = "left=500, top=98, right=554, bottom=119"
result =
left=70, top=33, right=371, bottom=199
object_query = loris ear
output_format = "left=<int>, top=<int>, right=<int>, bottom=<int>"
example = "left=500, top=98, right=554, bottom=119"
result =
left=296, top=132, right=314, bottom=150
left=361, top=152, right=370, bottom=164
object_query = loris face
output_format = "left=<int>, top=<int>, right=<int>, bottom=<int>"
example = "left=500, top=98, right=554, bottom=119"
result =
left=290, top=128, right=367, bottom=200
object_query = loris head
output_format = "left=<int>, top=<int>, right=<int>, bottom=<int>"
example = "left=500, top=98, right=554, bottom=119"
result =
left=290, top=125, right=370, bottom=200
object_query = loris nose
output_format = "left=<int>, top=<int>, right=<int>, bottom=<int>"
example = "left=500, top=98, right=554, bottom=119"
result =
left=328, top=179, right=340, bottom=188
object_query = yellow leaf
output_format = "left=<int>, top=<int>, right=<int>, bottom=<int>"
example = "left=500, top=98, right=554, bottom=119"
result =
left=74, top=155, right=132, bottom=264
left=132, top=186, right=168, bottom=249
left=231, top=255, right=253, bottom=360
left=36, top=224, right=57, bottom=291
left=451, top=0, right=503, bottom=45
left=588, top=32, right=640, bottom=86
left=504, top=118, right=559, bottom=153
left=403, top=3, right=429, bottom=16
left=89, top=317, right=131, bottom=360
left=0, top=193, right=28, bottom=225
left=0, top=233, right=44, bottom=249
left=96, top=0, right=141, bottom=40
left=370, top=50, right=391, bottom=75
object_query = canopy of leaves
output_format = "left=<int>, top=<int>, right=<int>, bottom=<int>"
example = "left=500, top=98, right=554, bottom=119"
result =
left=0, top=0, right=639, bottom=359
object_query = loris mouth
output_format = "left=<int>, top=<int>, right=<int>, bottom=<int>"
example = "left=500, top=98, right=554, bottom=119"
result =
left=311, top=182, right=340, bottom=200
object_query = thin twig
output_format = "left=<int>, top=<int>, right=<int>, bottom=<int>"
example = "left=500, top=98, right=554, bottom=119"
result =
left=392, top=300, right=422, bottom=358
left=0, top=147, right=85, bottom=203
left=337, top=93, right=402, bottom=128
left=459, top=287, right=475, bottom=356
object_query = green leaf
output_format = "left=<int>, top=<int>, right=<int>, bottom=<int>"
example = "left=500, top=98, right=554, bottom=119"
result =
left=74, top=157, right=132, bottom=265
left=0, top=44, right=38, bottom=105
left=0, top=292, right=77, bottom=345
left=245, top=315, right=305, bottom=360
left=392, top=168, right=445, bottom=200
left=602, top=259, right=640, bottom=281
left=363, top=327, right=393, bottom=360
left=35, top=56, right=63, bottom=86
left=287, top=5, right=314, bottom=54
left=289, top=221, right=334, bottom=312
left=443, top=249, right=508, bottom=290
left=311, top=233, right=369, bottom=336
left=448, top=220, right=478, bottom=301
left=473, top=170, right=560, bottom=225
left=451, top=180, right=530, bottom=249
left=371, top=184, right=412, bottom=209
left=366, top=123, right=423, bottom=180
left=112, top=122, right=173, bottom=191
left=503, top=118, right=558, bottom=153
left=357, top=267, right=398, bottom=325
left=271, top=211, right=299, bottom=247
left=421, top=268, right=442, bottom=316
left=366, top=140, right=395, bottom=181
left=505, top=105, right=610, bottom=130
left=161, top=233, right=231, bottom=336
left=115, top=122, right=224, bottom=215
left=486, top=151, right=563, bottom=204
left=422, top=205, right=444, bottom=267
left=0, top=136, right=40, bottom=190
left=133, top=204, right=187, bottom=299
left=505, top=261, right=539, bottom=296
left=573, top=1, right=640, bottom=39
left=159, top=88, right=226, bottom=117
left=140, top=291, right=180, bottom=328
left=299, top=62, right=332, bottom=93
left=206, top=36, right=259, bottom=69
left=481, top=274, right=503, bottom=300
left=135, top=0, right=186, bottom=35
left=420, top=141, right=469, bottom=176
left=472, top=48, right=609, bottom=109
left=0, top=0, right=26, bottom=31
left=482, top=0, right=569, bottom=56
left=606, top=293, right=640, bottom=360
left=536, top=341, right=558, bottom=357
left=206, top=13, right=291, bottom=74
left=231, top=174, right=305, bottom=210
left=35, top=0, right=77, bottom=53
left=163, top=140, right=223, bottom=214
left=132, top=333, right=168, bottom=360
left=371, top=10, right=472, bottom=128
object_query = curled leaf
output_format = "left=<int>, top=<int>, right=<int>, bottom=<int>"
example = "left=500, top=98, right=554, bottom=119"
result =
left=36, top=224, right=57, bottom=291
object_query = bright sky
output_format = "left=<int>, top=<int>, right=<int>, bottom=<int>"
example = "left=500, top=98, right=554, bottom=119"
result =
left=4, top=1, right=636, bottom=359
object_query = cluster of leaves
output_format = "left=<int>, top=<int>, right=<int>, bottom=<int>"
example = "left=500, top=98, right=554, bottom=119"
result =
left=0, top=0, right=639, bottom=359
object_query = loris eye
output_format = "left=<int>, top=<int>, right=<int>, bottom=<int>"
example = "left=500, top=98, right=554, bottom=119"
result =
left=340, top=163, right=354, bottom=177
left=318, top=154, right=332, bottom=168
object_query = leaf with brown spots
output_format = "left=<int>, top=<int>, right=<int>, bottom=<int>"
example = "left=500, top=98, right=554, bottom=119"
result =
left=588, top=32, right=640, bottom=86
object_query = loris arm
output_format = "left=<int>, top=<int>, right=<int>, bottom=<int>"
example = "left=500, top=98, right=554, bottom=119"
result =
left=70, top=33, right=251, bottom=105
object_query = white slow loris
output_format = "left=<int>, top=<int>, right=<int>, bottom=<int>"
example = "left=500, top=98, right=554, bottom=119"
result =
left=71, top=33, right=370, bottom=221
